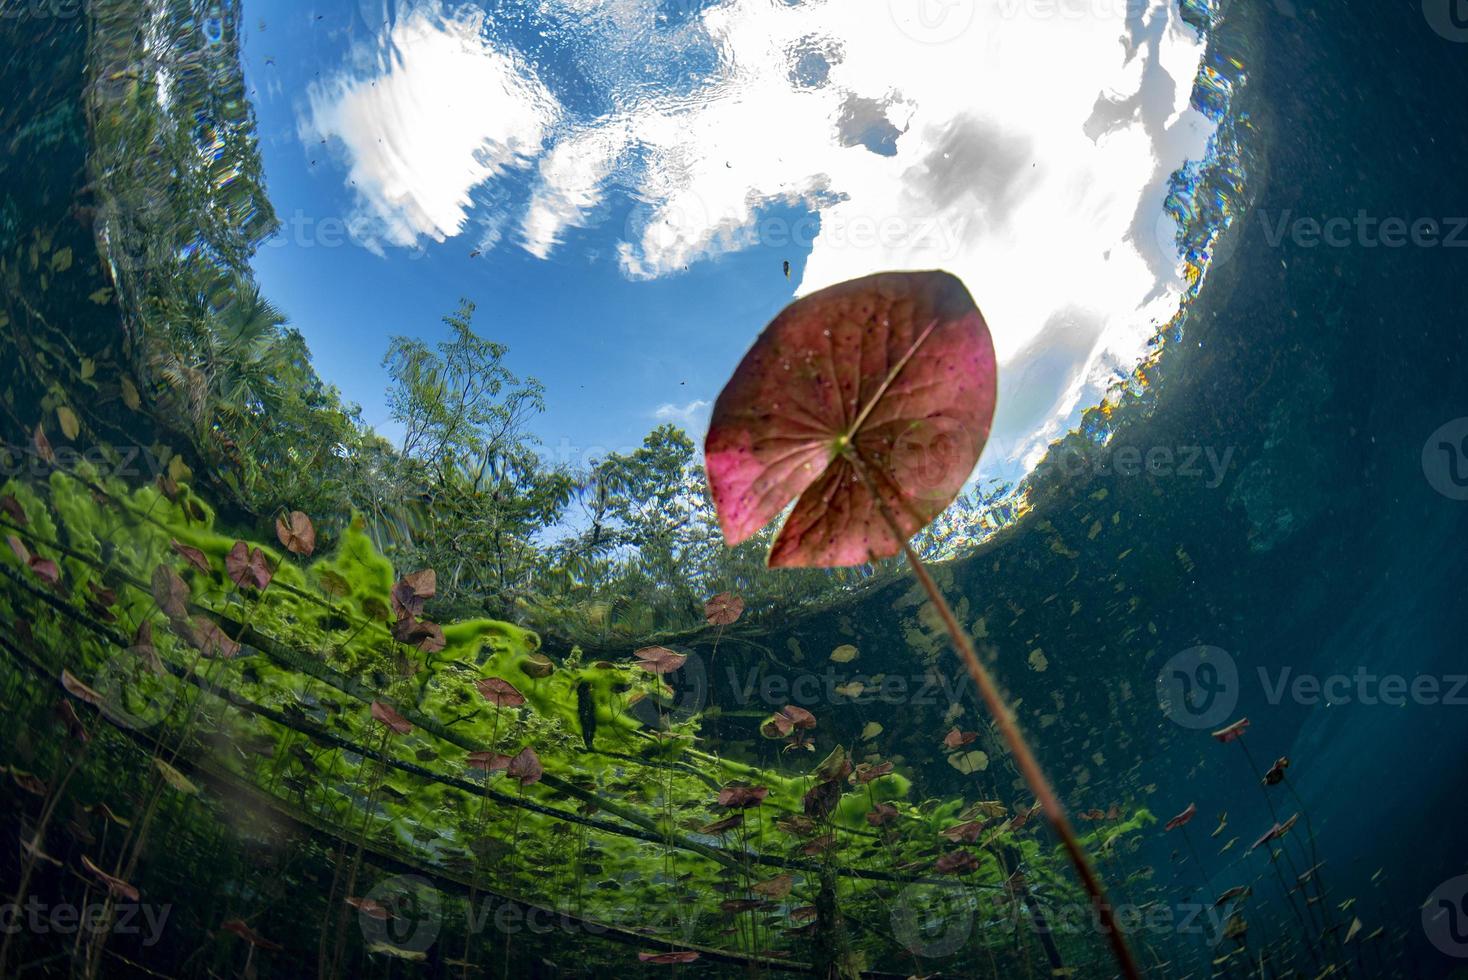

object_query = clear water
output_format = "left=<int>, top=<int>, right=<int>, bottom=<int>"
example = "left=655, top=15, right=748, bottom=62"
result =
left=2, top=2, right=1467, bottom=979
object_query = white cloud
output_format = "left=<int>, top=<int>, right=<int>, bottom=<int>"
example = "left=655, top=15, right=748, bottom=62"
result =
left=302, top=4, right=560, bottom=251
left=305, top=0, right=1220, bottom=482
left=653, top=399, right=711, bottom=432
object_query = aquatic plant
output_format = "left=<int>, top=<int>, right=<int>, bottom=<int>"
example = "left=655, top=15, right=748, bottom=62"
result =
left=705, top=269, right=1140, bottom=977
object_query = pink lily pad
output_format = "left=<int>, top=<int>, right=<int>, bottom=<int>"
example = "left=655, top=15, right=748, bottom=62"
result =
left=475, top=677, right=526, bottom=707
left=634, top=646, right=687, bottom=674
left=506, top=746, right=543, bottom=785
left=371, top=700, right=413, bottom=735
left=705, top=270, right=996, bottom=567
left=275, top=511, right=316, bottom=556
left=704, top=592, right=745, bottom=626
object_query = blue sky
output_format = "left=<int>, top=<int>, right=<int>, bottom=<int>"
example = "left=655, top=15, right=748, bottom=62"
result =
left=242, top=1, right=807, bottom=463
left=239, top=0, right=1216, bottom=482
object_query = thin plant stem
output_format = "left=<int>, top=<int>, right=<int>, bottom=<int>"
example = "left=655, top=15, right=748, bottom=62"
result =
left=891, top=529, right=1141, bottom=979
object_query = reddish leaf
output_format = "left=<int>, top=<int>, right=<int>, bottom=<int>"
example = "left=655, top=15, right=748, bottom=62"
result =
left=716, top=785, right=769, bottom=809
left=220, top=918, right=282, bottom=951
left=699, top=814, right=744, bottom=834
left=1212, top=718, right=1251, bottom=743
left=1165, top=803, right=1197, bottom=832
left=0, top=495, right=26, bottom=526
left=371, top=701, right=413, bottom=735
left=939, top=820, right=986, bottom=843
left=800, top=834, right=836, bottom=855
left=27, top=555, right=59, bottom=586
left=467, top=752, right=513, bottom=774
left=132, top=621, right=165, bottom=676
left=866, top=802, right=899, bottom=827
left=171, top=540, right=210, bottom=573
left=705, top=271, right=996, bottom=567
left=704, top=592, right=745, bottom=626
left=275, top=511, right=316, bottom=556
left=81, top=855, right=139, bottom=901
left=762, top=704, right=817, bottom=738
left=475, top=677, right=526, bottom=707
left=634, top=646, right=687, bottom=674
left=638, top=951, right=700, bottom=965
left=851, top=761, right=894, bottom=784
left=936, top=850, right=979, bottom=875
left=151, top=565, right=190, bottom=619
left=720, top=898, right=766, bottom=913
left=1009, top=803, right=1040, bottom=831
left=225, top=542, right=272, bottom=591
left=61, top=669, right=103, bottom=706
left=346, top=896, right=391, bottom=920
left=393, top=617, right=445, bottom=653
left=944, top=727, right=979, bottom=749
left=506, top=746, right=543, bottom=785
left=188, top=618, right=241, bottom=659
left=6, top=534, right=30, bottom=565
left=1248, top=822, right=1285, bottom=852
left=33, top=424, right=55, bottom=465
left=390, top=569, right=436, bottom=619
left=802, top=779, right=841, bottom=819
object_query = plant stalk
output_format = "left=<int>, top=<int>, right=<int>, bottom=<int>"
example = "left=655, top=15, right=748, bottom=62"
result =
left=894, top=534, right=1142, bottom=979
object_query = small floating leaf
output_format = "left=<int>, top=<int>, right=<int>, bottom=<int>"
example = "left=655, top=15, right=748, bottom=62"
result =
left=371, top=701, right=413, bottom=735
left=274, top=511, right=316, bottom=556
left=475, top=677, right=526, bottom=707
left=153, top=759, right=198, bottom=795
left=704, top=592, right=745, bottom=626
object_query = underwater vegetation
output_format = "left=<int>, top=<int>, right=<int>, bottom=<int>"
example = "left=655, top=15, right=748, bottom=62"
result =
left=6, top=0, right=1465, bottom=977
